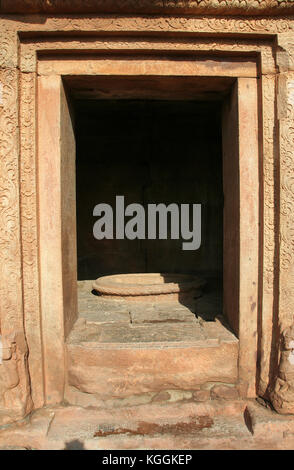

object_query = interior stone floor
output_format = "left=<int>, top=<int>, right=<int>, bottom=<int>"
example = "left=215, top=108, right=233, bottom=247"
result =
left=73, top=279, right=230, bottom=346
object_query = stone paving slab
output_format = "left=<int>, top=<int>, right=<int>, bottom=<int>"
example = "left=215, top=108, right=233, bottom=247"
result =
left=80, top=308, right=131, bottom=324
left=200, top=319, right=238, bottom=344
left=129, top=303, right=197, bottom=324
left=99, top=322, right=204, bottom=344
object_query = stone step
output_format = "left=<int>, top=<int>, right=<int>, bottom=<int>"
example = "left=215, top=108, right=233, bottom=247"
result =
left=66, top=317, right=238, bottom=401
left=48, top=401, right=249, bottom=450
left=1, top=401, right=294, bottom=450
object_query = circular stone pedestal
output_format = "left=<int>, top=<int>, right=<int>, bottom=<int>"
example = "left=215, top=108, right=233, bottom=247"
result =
left=92, top=273, right=205, bottom=302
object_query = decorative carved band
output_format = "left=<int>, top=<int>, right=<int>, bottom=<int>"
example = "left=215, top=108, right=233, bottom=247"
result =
left=270, top=71, right=294, bottom=414
left=0, top=66, right=32, bottom=424
left=1, top=0, right=294, bottom=16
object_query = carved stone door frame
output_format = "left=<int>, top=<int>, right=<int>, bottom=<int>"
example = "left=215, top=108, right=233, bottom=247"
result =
left=2, top=15, right=289, bottom=422
left=36, top=54, right=259, bottom=404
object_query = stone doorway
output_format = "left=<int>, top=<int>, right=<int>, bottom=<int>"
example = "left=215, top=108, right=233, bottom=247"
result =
left=36, top=60, right=259, bottom=406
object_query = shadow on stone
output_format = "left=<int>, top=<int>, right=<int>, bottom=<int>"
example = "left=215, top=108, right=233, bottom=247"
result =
left=64, top=439, right=85, bottom=450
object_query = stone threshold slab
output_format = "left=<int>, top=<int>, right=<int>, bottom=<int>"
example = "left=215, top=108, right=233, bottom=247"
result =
left=68, top=317, right=237, bottom=347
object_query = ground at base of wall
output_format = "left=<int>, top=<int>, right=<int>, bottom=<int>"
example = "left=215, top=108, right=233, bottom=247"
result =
left=0, top=399, right=294, bottom=450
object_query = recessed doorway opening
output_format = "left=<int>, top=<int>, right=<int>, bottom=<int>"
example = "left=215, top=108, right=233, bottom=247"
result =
left=75, top=97, right=224, bottom=323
